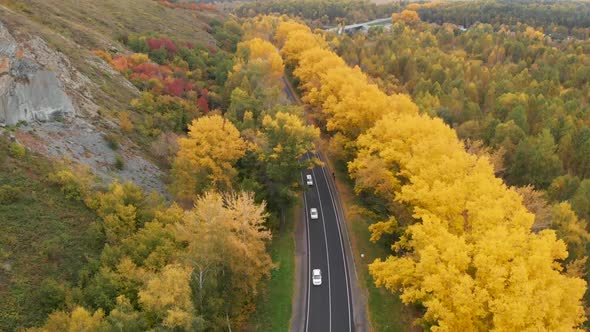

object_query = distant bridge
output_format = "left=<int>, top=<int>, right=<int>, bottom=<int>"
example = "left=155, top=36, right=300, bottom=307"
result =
left=325, top=17, right=392, bottom=34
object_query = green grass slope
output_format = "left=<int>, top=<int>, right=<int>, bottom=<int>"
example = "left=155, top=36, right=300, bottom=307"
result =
left=0, top=135, right=103, bottom=330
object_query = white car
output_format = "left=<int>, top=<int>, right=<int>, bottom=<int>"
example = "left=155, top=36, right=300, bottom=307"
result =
left=312, top=269, right=322, bottom=286
left=310, top=208, right=319, bottom=220
left=306, top=174, right=313, bottom=186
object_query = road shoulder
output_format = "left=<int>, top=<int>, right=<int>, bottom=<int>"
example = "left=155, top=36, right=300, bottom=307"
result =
left=290, top=196, right=307, bottom=332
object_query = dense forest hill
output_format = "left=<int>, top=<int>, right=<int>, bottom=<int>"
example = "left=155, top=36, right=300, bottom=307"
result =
left=417, top=0, right=590, bottom=34
left=0, top=0, right=230, bottom=194
left=0, top=0, right=222, bottom=329
left=329, top=7, right=590, bottom=225
left=235, top=0, right=401, bottom=27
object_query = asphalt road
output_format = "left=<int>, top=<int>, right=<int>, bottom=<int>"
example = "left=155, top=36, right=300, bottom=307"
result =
left=301, top=154, right=353, bottom=332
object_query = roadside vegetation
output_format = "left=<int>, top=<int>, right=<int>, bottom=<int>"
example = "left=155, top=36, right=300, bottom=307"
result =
left=321, top=141, right=415, bottom=332
left=274, top=14, right=587, bottom=331
left=248, top=204, right=297, bottom=332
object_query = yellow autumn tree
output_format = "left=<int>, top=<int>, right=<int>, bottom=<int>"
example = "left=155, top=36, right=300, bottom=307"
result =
left=551, top=202, right=590, bottom=260
left=31, top=307, right=107, bottom=332
left=236, top=38, right=284, bottom=79
left=280, top=28, right=326, bottom=67
left=294, top=48, right=349, bottom=107
left=392, top=10, right=421, bottom=25
left=242, top=15, right=285, bottom=41
left=138, top=264, right=194, bottom=330
left=355, top=112, right=587, bottom=330
left=171, top=115, right=246, bottom=201
left=289, top=31, right=418, bottom=155
left=174, top=191, right=274, bottom=328
left=274, top=20, right=310, bottom=48
left=118, top=111, right=134, bottom=133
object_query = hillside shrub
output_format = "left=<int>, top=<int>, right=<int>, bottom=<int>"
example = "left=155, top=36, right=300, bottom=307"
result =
left=8, top=142, right=26, bottom=158
left=0, top=185, right=22, bottom=204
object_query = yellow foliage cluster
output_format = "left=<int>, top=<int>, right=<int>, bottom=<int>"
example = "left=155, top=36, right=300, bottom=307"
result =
left=93, top=49, right=113, bottom=64
left=118, top=111, right=134, bottom=133
left=129, top=53, right=149, bottom=66
left=139, top=264, right=194, bottom=330
left=392, top=10, right=421, bottom=25
left=236, top=38, right=285, bottom=79
left=32, top=307, right=106, bottom=332
left=241, top=15, right=287, bottom=42
left=171, top=115, right=247, bottom=201
left=279, top=23, right=417, bottom=157
left=277, top=20, right=587, bottom=330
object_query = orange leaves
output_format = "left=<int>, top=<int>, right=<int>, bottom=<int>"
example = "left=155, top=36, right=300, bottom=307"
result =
left=392, top=10, right=421, bottom=25
left=111, top=55, right=129, bottom=72
left=93, top=49, right=113, bottom=64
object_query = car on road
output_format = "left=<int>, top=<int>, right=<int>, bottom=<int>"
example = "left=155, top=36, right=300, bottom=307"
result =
left=312, top=269, right=322, bottom=286
left=306, top=174, right=313, bottom=186
left=310, top=208, right=318, bottom=220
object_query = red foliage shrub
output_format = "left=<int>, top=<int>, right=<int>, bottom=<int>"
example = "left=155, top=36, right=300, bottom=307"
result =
left=197, top=88, right=209, bottom=113
left=165, top=78, right=194, bottom=97
left=132, top=62, right=172, bottom=78
left=197, top=95, right=209, bottom=113
left=147, top=37, right=178, bottom=56
left=199, top=3, right=217, bottom=11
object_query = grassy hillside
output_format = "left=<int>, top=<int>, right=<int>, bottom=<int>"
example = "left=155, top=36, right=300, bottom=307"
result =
left=0, top=0, right=221, bottom=111
left=0, top=135, right=103, bottom=330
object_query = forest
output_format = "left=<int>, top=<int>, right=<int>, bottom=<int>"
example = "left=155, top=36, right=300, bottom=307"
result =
left=31, top=21, right=320, bottom=332
left=417, top=0, right=590, bottom=34
left=268, top=1, right=590, bottom=331
left=330, top=4, right=590, bottom=228
left=2, top=0, right=590, bottom=331
left=1, top=4, right=315, bottom=330
left=236, top=0, right=401, bottom=28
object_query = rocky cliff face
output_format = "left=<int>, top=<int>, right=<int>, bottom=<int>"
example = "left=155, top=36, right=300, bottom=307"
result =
left=0, top=19, right=166, bottom=195
left=0, top=22, right=75, bottom=125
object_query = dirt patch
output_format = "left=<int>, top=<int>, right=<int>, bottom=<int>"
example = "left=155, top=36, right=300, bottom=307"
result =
left=18, top=118, right=167, bottom=196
